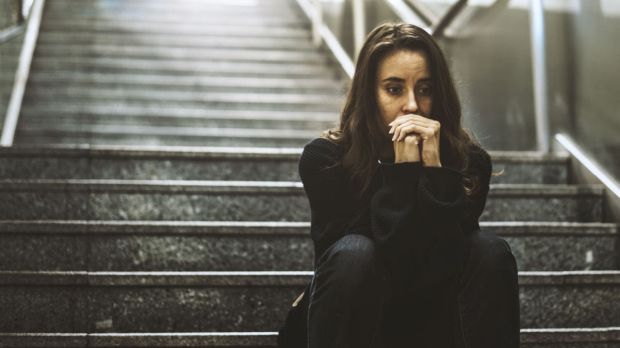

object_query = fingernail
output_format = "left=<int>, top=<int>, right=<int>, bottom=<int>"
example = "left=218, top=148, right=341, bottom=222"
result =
left=389, top=128, right=394, bottom=134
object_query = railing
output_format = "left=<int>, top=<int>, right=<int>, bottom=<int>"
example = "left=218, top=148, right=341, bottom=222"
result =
left=529, top=0, right=550, bottom=153
left=0, top=0, right=44, bottom=147
left=295, top=0, right=470, bottom=77
left=556, top=133, right=620, bottom=222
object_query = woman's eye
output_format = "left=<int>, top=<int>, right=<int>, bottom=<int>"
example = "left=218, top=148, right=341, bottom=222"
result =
left=417, top=84, right=432, bottom=96
left=386, top=86, right=401, bottom=95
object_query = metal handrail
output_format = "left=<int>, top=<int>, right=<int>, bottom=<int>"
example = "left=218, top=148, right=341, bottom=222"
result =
left=529, top=0, right=550, bottom=153
left=1, top=0, right=45, bottom=147
left=402, top=0, right=469, bottom=38
left=384, top=0, right=430, bottom=32
left=297, top=0, right=472, bottom=81
left=0, top=25, right=24, bottom=43
left=403, top=0, right=436, bottom=26
left=556, top=133, right=620, bottom=222
left=295, top=0, right=354, bottom=79
left=431, top=0, right=467, bottom=38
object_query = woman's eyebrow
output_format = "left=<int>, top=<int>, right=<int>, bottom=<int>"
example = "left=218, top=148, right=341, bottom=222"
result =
left=381, top=77, right=405, bottom=83
left=381, top=76, right=432, bottom=83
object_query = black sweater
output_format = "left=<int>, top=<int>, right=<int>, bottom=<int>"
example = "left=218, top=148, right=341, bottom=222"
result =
left=298, top=137, right=492, bottom=294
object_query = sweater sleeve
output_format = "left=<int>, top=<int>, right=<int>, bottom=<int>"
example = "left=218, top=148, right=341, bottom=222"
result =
left=298, top=139, right=357, bottom=260
left=370, top=147, right=491, bottom=292
left=462, top=147, right=492, bottom=230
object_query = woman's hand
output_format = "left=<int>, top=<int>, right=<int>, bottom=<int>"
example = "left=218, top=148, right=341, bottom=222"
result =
left=392, top=133, right=421, bottom=163
left=389, top=114, right=442, bottom=167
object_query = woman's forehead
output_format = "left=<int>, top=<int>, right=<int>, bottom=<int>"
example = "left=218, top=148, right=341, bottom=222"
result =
left=377, top=50, right=430, bottom=81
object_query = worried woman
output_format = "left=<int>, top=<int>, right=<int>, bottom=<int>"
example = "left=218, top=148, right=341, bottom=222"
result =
left=278, top=22, right=520, bottom=348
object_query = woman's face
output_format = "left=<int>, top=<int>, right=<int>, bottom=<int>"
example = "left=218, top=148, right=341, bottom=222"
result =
left=376, top=49, right=433, bottom=127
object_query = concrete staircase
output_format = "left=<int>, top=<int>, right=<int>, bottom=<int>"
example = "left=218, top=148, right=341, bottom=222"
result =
left=1, top=0, right=619, bottom=347
left=14, top=0, right=343, bottom=147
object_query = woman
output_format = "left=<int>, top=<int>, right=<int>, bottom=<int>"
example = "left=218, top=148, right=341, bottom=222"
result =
left=278, top=22, right=520, bottom=348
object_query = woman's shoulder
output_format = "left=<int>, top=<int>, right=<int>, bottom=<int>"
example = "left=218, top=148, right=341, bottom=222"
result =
left=304, top=137, right=341, bottom=153
left=466, top=142, right=492, bottom=172
left=299, top=137, right=344, bottom=175
left=301, top=137, right=343, bottom=162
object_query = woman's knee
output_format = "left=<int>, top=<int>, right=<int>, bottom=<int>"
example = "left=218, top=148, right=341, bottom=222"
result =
left=466, top=231, right=518, bottom=279
left=316, top=234, right=382, bottom=287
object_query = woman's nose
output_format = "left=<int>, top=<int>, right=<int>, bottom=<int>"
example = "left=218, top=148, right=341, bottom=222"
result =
left=403, top=90, right=418, bottom=113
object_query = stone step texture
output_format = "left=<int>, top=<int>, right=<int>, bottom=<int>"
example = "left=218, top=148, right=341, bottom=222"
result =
left=0, top=179, right=604, bottom=222
left=0, top=221, right=616, bottom=272
left=4, top=0, right=619, bottom=346
left=0, top=146, right=569, bottom=184
left=0, top=271, right=619, bottom=331
left=0, top=330, right=619, bottom=348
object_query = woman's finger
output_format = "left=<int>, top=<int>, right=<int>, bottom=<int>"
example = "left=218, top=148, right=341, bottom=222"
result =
left=392, top=120, right=416, bottom=141
left=394, top=121, right=435, bottom=141
left=389, top=114, right=435, bottom=127
left=389, top=115, right=414, bottom=129
left=397, top=124, right=431, bottom=141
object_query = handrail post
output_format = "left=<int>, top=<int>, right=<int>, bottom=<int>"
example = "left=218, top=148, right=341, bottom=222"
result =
left=352, top=0, right=366, bottom=60
left=529, top=0, right=550, bottom=153
left=312, top=0, right=322, bottom=47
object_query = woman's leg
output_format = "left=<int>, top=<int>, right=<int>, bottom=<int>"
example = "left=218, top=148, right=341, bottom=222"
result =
left=456, top=229, right=520, bottom=348
left=307, top=233, right=391, bottom=348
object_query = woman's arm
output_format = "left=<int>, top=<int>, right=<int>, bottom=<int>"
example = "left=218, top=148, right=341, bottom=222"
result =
left=370, top=147, right=491, bottom=293
left=461, top=147, right=492, bottom=230
left=298, top=138, right=357, bottom=259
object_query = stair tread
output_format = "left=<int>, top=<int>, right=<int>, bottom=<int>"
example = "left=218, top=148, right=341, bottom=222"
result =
left=0, top=144, right=569, bottom=161
left=1, top=270, right=619, bottom=286
left=0, top=220, right=615, bottom=235
left=1, top=329, right=620, bottom=346
left=0, top=179, right=604, bottom=194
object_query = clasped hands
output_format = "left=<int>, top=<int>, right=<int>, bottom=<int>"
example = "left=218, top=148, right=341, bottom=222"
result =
left=388, top=114, right=442, bottom=167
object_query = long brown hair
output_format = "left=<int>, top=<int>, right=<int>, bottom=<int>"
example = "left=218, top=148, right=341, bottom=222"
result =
left=323, top=22, right=477, bottom=198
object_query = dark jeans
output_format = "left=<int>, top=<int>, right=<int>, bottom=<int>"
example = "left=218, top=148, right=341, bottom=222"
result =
left=307, top=230, right=520, bottom=348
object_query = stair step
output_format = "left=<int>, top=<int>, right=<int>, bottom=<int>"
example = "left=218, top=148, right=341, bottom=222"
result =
left=0, top=180, right=603, bottom=221
left=32, top=45, right=325, bottom=63
left=42, top=5, right=302, bottom=17
left=21, top=73, right=341, bottom=92
left=14, top=125, right=321, bottom=147
left=39, top=22, right=312, bottom=38
left=0, top=271, right=618, bottom=331
left=19, top=114, right=338, bottom=131
left=38, top=31, right=312, bottom=48
left=42, top=17, right=309, bottom=29
left=43, top=9, right=302, bottom=21
left=29, top=59, right=333, bottom=77
left=0, top=146, right=566, bottom=184
left=24, top=89, right=343, bottom=107
left=18, top=106, right=338, bottom=130
left=1, top=329, right=620, bottom=347
left=21, top=94, right=340, bottom=111
left=0, top=221, right=616, bottom=272
left=43, top=2, right=301, bottom=13
left=41, top=7, right=308, bottom=23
